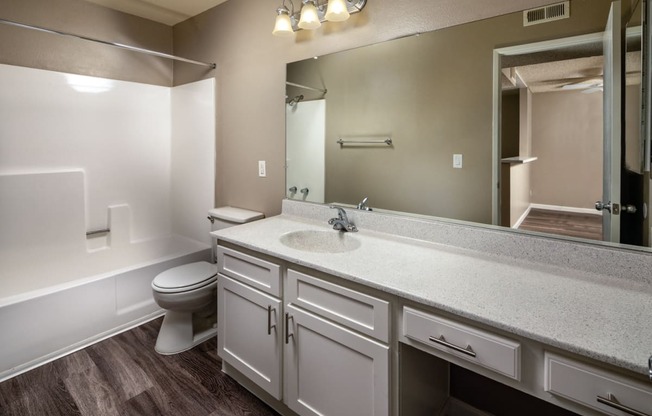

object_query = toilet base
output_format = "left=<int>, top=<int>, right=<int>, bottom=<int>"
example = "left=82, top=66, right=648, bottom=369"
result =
left=155, top=309, right=217, bottom=355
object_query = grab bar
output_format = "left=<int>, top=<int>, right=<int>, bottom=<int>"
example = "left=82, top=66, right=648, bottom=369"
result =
left=337, top=136, right=393, bottom=146
left=86, top=228, right=110, bottom=237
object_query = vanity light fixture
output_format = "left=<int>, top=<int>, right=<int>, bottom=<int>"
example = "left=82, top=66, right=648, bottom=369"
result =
left=325, top=0, right=350, bottom=21
left=273, top=0, right=295, bottom=37
left=272, top=0, right=367, bottom=36
left=298, top=0, right=321, bottom=29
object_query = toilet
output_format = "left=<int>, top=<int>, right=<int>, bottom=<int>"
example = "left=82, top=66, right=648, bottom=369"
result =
left=151, top=206, right=264, bottom=355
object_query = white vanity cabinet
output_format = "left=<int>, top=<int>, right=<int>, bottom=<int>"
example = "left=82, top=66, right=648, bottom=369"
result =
left=218, top=275, right=282, bottom=399
left=284, top=269, right=390, bottom=416
left=216, top=246, right=283, bottom=399
left=216, top=245, right=391, bottom=416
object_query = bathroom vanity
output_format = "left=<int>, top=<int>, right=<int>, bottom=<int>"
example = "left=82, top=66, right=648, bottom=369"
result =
left=211, top=201, right=652, bottom=416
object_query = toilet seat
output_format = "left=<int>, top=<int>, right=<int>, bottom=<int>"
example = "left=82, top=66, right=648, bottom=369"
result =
left=152, top=261, right=218, bottom=294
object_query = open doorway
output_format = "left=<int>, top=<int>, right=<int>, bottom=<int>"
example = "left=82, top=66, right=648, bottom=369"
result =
left=500, top=53, right=607, bottom=241
left=493, top=18, right=646, bottom=246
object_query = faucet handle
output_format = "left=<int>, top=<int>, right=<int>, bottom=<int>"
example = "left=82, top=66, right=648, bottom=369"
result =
left=329, top=205, right=346, bottom=219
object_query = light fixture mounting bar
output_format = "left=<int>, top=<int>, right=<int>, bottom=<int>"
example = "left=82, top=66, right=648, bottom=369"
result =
left=289, top=0, right=366, bottom=31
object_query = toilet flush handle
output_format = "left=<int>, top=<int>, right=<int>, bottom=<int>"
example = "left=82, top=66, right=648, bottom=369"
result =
left=207, top=216, right=215, bottom=224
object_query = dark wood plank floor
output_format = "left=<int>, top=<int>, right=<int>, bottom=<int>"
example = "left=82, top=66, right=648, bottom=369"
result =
left=518, top=208, right=602, bottom=241
left=0, top=318, right=279, bottom=416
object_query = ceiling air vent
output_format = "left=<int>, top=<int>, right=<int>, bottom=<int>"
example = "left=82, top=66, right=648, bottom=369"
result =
left=523, top=1, right=570, bottom=26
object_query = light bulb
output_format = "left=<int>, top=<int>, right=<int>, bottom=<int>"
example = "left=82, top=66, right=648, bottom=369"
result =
left=272, top=8, right=294, bottom=36
left=325, top=0, right=350, bottom=22
left=298, top=1, right=321, bottom=30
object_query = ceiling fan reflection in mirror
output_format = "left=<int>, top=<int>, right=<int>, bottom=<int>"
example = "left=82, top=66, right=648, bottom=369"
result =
left=559, top=77, right=603, bottom=93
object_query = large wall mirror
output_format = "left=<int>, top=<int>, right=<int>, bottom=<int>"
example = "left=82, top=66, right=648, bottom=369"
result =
left=285, top=0, right=651, bottom=252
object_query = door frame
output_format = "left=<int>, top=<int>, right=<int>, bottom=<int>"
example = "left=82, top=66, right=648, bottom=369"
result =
left=491, top=32, right=605, bottom=226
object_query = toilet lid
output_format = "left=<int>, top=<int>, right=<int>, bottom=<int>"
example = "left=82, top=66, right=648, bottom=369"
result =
left=152, top=261, right=218, bottom=290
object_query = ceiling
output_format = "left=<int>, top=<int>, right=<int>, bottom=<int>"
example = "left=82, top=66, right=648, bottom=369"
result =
left=81, top=0, right=229, bottom=26
left=504, top=52, right=641, bottom=94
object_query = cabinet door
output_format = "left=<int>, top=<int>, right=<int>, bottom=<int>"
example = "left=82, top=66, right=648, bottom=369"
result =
left=284, top=304, right=389, bottom=416
left=218, top=274, right=282, bottom=399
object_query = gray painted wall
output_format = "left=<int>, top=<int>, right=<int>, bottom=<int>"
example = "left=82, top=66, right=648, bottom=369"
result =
left=0, top=0, right=173, bottom=86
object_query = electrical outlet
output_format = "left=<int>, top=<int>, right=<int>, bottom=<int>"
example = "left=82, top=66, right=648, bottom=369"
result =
left=258, top=160, right=266, bottom=177
left=453, top=154, right=463, bottom=168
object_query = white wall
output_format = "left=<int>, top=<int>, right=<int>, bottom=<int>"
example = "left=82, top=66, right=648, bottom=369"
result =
left=530, top=90, right=603, bottom=209
left=171, top=78, right=216, bottom=245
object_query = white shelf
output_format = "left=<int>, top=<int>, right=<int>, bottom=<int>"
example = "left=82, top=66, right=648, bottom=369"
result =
left=501, top=156, right=538, bottom=165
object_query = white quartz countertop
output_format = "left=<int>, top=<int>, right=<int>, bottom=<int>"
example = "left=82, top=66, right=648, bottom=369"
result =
left=212, top=215, right=652, bottom=377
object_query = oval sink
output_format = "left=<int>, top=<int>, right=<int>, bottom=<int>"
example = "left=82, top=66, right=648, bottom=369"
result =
left=279, top=230, right=361, bottom=253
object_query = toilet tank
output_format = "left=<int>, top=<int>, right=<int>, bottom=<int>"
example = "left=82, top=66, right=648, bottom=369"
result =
left=208, top=206, right=264, bottom=261
left=208, top=206, right=265, bottom=231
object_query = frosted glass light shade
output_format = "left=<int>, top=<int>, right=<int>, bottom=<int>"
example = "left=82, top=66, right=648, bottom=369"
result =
left=298, top=2, right=321, bottom=30
left=272, top=11, right=294, bottom=36
left=325, top=0, right=350, bottom=22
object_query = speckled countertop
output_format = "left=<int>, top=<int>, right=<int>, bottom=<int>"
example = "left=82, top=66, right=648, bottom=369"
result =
left=212, top=213, right=652, bottom=377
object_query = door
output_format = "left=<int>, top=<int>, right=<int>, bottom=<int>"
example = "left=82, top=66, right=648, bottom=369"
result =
left=284, top=304, right=389, bottom=416
left=600, top=0, right=623, bottom=243
left=601, top=0, right=647, bottom=246
left=217, top=275, right=282, bottom=399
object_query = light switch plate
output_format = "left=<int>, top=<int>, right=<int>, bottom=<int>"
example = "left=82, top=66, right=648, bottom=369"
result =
left=258, top=160, right=266, bottom=177
left=453, top=154, right=463, bottom=168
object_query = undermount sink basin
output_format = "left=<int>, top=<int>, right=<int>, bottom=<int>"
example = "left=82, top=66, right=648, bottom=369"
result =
left=279, top=230, right=361, bottom=253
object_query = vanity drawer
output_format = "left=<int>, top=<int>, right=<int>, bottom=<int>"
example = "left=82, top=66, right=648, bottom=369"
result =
left=545, top=352, right=652, bottom=416
left=286, top=269, right=390, bottom=343
left=402, top=307, right=520, bottom=380
left=217, top=246, right=281, bottom=296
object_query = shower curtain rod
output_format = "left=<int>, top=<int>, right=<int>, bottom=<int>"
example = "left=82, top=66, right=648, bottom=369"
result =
left=0, top=18, right=217, bottom=69
left=286, top=81, right=327, bottom=94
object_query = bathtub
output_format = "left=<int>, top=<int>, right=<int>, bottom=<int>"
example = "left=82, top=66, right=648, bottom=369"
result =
left=0, top=234, right=211, bottom=382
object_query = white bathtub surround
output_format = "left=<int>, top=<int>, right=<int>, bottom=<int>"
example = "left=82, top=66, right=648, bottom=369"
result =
left=0, top=64, right=215, bottom=249
left=0, top=65, right=215, bottom=380
left=211, top=200, right=652, bottom=377
left=171, top=78, right=217, bottom=246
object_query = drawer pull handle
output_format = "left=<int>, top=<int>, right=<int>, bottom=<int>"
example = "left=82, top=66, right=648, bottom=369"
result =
left=428, top=335, right=476, bottom=358
left=285, top=313, right=293, bottom=344
left=597, top=393, right=650, bottom=416
left=267, top=305, right=276, bottom=335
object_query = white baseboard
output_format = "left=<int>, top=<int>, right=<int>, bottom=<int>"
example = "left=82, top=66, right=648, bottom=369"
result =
left=529, top=203, right=601, bottom=216
left=511, top=205, right=532, bottom=229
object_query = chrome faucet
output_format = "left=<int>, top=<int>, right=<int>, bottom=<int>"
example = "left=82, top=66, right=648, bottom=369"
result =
left=356, top=197, right=372, bottom=211
left=328, top=206, right=358, bottom=232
